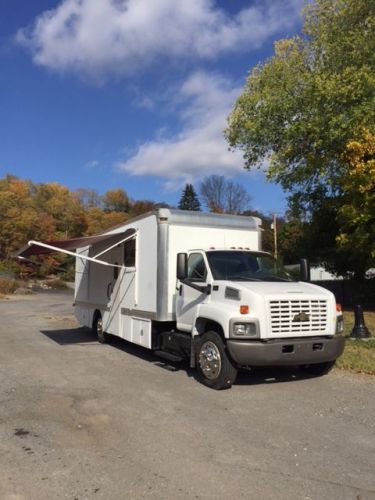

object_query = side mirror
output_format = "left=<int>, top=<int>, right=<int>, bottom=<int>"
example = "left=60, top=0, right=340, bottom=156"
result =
left=177, top=253, right=187, bottom=280
left=300, top=258, right=311, bottom=282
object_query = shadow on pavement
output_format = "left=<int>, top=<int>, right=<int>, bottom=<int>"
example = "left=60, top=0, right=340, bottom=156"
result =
left=235, top=366, right=312, bottom=385
left=40, top=327, right=316, bottom=385
left=41, top=326, right=97, bottom=345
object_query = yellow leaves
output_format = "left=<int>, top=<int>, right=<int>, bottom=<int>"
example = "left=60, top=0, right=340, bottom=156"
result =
left=274, top=37, right=303, bottom=59
left=336, top=233, right=348, bottom=245
left=343, top=128, right=375, bottom=193
left=336, top=128, right=375, bottom=264
left=85, top=208, right=127, bottom=236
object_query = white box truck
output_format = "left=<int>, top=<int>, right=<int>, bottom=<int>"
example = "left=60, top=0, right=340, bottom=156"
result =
left=19, top=209, right=345, bottom=390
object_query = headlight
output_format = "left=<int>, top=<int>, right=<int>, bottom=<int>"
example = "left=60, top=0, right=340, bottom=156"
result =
left=336, top=316, right=344, bottom=334
left=233, top=322, right=257, bottom=337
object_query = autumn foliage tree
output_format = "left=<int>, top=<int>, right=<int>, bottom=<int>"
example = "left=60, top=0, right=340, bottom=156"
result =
left=0, top=174, right=173, bottom=276
left=336, top=129, right=375, bottom=275
left=102, top=188, right=130, bottom=213
left=33, top=183, right=87, bottom=238
left=0, top=176, right=45, bottom=259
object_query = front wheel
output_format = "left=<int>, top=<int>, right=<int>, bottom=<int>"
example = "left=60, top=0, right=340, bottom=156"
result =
left=299, top=360, right=336, bottom=376
left=196, top=331, right=238, bottom=390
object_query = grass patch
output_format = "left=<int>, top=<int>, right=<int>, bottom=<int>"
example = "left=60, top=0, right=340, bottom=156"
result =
left=336, top=310, right=375, bottom=375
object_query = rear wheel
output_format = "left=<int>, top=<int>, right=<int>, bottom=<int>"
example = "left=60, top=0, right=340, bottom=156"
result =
left=196, top=331, right=238, bottom=390
left=300, top=360, right=336, bottom=376
left=93, top=312, right=108, bottom=344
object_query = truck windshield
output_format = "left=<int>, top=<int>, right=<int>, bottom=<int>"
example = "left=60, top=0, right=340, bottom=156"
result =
left=206, top=251, right=294, bottom=282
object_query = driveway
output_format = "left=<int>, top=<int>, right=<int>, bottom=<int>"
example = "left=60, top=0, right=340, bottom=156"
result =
left=0, top=291, right=374, bottom=500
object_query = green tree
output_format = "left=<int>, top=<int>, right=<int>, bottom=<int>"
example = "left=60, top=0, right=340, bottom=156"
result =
left=225, top=0, right=375, bottom=276
left=278, top=218, right=305, bottom=265
left=178, top=184, right=201, bottom=211
left=242, top=210, right=275, bottom=254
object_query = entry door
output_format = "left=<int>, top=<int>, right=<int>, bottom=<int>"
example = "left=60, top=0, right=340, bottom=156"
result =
left=176, top=252, right=210, bottom=332
left=107, top=245, right=123, bottom=306
left=103, top=244, right=124, bottom=333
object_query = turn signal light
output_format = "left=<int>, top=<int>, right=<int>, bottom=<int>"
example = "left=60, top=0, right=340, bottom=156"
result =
left=336, top=303, right=342, bottom=312
left=240, top=305, right=249, bottom=314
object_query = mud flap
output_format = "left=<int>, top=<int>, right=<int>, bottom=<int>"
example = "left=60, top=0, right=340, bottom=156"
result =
left=190, top=336, right=199, bottom=368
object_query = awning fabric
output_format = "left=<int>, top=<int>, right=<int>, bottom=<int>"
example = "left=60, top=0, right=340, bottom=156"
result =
left=17, top=228, right=136, bottom=259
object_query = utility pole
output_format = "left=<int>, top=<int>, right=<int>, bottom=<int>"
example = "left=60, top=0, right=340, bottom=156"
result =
left=272, top=213, right=278, bottom=260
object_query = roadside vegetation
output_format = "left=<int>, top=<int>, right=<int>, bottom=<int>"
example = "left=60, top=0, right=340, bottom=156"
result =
left=0, top=276, right=69, bottom=299
left=0, top=277, right=23, bottom=297
left=0, top=173, right=281, bottom=279
left=337, top=311, right=375, bottom=375
left=0, top=174, right=171, bottom=279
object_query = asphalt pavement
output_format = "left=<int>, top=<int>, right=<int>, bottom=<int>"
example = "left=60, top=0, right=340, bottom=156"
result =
left=0, top=291, right=374, bottom=500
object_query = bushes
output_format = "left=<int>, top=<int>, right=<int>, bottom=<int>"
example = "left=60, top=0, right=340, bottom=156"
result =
left=0, top=277, right=23, bottom=295
left=44, top=278, right=67, bottom=289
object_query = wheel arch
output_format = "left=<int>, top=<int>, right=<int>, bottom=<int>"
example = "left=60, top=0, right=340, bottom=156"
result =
left=195, top=317, right=225, bottom=340
left=92, top=309, right=102, bottom=328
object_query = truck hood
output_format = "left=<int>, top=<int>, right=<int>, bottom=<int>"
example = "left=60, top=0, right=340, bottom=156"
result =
left=228, top=280, right=332, bottom=298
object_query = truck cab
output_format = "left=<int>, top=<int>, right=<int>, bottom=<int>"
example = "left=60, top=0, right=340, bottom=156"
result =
left=175, top=248, right=345, bottom=389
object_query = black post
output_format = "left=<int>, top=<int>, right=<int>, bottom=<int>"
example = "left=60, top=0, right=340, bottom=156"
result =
left=299, top=258, right=311, bottom=282
left=350, top=305, right=371, bottom=339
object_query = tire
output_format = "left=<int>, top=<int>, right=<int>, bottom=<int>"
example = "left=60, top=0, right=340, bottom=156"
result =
left=196, top=331, right=238, bottom=390
left=93, top=312, right=108, bottom=344
left=299, top=360, right=336, bottom=376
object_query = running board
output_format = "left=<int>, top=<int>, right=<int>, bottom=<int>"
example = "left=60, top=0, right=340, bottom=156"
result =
left=154, top=350, right=184, bottom=363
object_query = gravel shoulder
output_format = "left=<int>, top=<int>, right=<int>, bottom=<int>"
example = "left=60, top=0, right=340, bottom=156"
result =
left=0, top=291, right=374, bottom=500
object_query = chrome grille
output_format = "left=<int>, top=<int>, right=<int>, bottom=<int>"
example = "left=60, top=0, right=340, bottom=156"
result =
left=269, top=299, right=328, bottom=334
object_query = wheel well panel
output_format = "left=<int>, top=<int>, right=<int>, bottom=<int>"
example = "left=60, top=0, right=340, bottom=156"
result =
left=195, top=317, right=225, bottom=339
left=92, top=309, right=101, bottom=328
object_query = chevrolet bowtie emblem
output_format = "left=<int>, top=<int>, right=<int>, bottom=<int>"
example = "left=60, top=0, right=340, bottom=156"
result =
left=293, top=312, right=310, bottom=322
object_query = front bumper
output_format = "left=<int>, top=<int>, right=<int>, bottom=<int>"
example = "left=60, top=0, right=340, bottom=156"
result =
left=227, top=335, right=345, bottom=367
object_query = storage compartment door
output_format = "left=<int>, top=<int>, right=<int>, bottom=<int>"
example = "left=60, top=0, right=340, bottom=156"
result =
left=123, top=317, right=152, bottom=349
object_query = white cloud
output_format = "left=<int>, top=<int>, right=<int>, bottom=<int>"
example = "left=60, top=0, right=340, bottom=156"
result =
left=17, top=0, right=303, bottom=79
left=118, top=71, right=256, bottom=188
left=85, top=159, right=99, bottom=169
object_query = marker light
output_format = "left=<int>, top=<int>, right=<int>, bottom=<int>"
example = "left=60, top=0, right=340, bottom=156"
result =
left=240, top=305, right=249, bottom=314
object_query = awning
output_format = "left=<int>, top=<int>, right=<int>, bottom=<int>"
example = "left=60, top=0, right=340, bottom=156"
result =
left=17, top=228, right=136, bottom=259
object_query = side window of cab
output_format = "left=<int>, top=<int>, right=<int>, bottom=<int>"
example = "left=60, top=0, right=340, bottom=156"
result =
left=187, top=253, right=207, bottom=282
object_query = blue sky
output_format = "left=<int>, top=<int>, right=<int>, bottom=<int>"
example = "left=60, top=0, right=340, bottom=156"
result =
left=0, top=0, right=304, bottom=213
